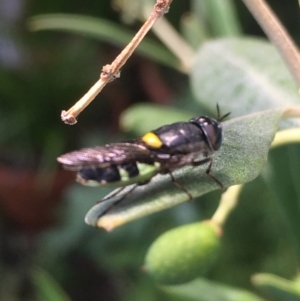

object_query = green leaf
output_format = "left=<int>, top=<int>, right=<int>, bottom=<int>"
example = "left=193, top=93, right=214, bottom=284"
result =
left=163, top=278, right=266, bottom=301
left=252, top=273, right=300, bottom=301
left=32, top=268, right=71, bottom=301
left=28, top=14, right=179, bottom=70
left=85, top=108, right=284, bottom=230
left=120, top=103, right=192, bottom=134
left=191, top=38, right=300, bottom=128
left=200, top=0, right=242, bottom=37
left=180, top=13, right=208, bottom=49
left=263, top=145, right=300, bottom=261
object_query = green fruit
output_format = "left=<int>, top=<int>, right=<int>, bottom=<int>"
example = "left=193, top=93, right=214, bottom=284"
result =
left=145, top=221, right=221, bottom=285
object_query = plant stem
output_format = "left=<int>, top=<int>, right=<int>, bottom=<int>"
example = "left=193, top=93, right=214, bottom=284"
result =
left=61, top=0, right=174, bottom=125
left=242, top=0, right=300, bottom=87
left=211, top=185, right=243, bottom=227
left=282, top=106, right=300, bottom=119
left=271, top=128, right=300, bottom=148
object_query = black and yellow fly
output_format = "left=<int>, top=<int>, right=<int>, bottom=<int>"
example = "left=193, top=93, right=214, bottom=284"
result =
left=57, top=107, right=229, bottom=211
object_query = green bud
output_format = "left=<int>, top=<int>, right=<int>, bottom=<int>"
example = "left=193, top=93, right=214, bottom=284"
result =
left=145, top=221, right=221, bottom=285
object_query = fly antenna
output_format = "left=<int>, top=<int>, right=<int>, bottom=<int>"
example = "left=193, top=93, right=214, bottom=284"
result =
left=216, top=104, right=230, bottom=121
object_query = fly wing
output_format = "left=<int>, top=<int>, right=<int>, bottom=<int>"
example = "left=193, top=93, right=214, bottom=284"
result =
left=57, top=142, right=152, bottom=171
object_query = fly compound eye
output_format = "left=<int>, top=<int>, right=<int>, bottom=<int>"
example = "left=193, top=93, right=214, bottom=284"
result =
left=203, top=120, right=223, bottom=151
left=190, top=116, right=223, bottom=151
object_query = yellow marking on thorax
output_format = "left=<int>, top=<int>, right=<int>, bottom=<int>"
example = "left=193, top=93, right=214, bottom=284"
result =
left=141, top=132, right=163, bottom=148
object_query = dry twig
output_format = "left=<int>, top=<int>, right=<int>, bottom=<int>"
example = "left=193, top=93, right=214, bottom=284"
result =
left=61, top=0, right=173, bottom=125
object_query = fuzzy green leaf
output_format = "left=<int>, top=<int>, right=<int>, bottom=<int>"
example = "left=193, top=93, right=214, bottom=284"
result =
left=191, top=38, right=300, bottom=128
left=85, top=108, right=284, bottom=230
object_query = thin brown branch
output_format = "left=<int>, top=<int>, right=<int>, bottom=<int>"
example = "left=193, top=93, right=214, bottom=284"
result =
left=242, top=0, right=300, bottom=88
left=61, top=0, right=173, bottom=125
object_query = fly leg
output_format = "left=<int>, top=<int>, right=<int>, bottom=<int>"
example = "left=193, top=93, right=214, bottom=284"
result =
left=97, top=184, right=138, bottom=217
left=192, top=157, right=223, bottom=189
left=169, top=171, right=193, bottom=200
left=96, top=179, right=151, bottom=217
left=97, top=186, right=126, bottom=203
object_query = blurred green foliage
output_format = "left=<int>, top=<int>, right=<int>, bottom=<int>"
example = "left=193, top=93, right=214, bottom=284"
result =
left=0, top=1, right=300, bottom=301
